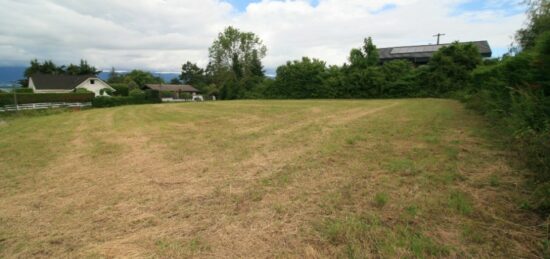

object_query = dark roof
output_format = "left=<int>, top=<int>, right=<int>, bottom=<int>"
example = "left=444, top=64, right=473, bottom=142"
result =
left=145, top=84, right=199, bottom=92
left=30, top=74, right=96, bottom=90
left=378, top=41, right=492, bottom=62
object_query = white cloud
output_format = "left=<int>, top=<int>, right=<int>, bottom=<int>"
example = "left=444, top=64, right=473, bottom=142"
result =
left=0, top=0, right=526, bottom=71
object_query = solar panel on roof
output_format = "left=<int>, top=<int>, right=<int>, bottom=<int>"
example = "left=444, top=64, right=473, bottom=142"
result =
left=391, top=45, right=444, bottom=54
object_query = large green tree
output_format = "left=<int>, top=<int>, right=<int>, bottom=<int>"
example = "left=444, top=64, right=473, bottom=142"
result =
left=107, top=67, right=124, bottom=84
left=123, top=70, right=164, bottom=88
left=24, top=59, right=64, bottom=78
left=348, top=37, right=379, bottom=69
left=65, top=60, right=100, bottom=75
left=340, top=37, right=382, bottom=97
left=516, top=0, right=550, bottom=50
left=22, top=59, right=99, bottom=87
left=273, top=57, right=332, bottom=99
left=363, top=37, right=380, bottom=66
left=423, top=42, right=482, bottom=95
left=380, top=60, right=417, bottom=97
left=208, top=26, right=267, bottom=99
left=180, top=61, right=206, bottom=86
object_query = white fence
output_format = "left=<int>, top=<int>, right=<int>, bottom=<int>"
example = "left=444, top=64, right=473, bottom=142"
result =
left=0, top=102, right=92, bottom=112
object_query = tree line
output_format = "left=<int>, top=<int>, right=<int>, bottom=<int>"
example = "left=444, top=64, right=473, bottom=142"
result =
left=20, top=26, right=481, bottom=101
left=172, top=29, right=486, bottom=101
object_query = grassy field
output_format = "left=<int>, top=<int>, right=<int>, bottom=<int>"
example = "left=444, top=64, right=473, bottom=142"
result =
left=0, top=99, right=545, bottom=258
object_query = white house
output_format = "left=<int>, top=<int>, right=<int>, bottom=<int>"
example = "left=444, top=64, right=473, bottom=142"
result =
left=28, top=74, right=115, bottom=97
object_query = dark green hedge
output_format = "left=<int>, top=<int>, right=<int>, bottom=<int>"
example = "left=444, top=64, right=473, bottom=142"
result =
left=15, top=88, right=33, bottom=93
left=110, top=83, right=129, bottom=96
left=0, top=93, right=95, bottom=106
left=92, top=90, right=161, bottom=108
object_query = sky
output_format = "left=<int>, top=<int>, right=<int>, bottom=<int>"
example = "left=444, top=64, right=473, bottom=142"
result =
left=0, top=0, right=527, bottom=73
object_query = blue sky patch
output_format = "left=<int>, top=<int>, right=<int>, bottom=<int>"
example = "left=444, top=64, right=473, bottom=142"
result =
left=371, top=3, right=397, bottom=14
left=224, top=0, right=258, bottom=11
left=452, top=0, right=525, bottom=16
left=225, top=0, right=320, bottom=12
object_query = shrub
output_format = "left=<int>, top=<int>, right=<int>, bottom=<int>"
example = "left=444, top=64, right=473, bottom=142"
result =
left=110, top=83, right=129, bottom=96
left=373, top=192, right=389, bottom=208
left=0, top=93, right=94, bottom=106
left=99, top=88, right=114, bottom=96
left=380, top=60, right=417, bottom=97
left=160, top=91, right=173, bottom=98
left=422, top=42, right=482, bottom=95
left=459, top=32, right=550, bottom=215
left=92, top=89, right=160, bottom=108
left=129, top=88, right=146, bottom=98
left=144, top=89, right=161, bottom=102
left=181, top=92, right=192, bottom=99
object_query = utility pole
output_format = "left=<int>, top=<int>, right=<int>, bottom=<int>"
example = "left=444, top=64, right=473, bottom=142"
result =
left=433, top=33, right=446, bottom=45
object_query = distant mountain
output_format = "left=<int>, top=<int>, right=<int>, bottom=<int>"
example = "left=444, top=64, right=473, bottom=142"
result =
left=0, top=67, right=180, bottom=85
left=0, top=67, right=26, bottom=84
left=0, top=67, right=274, bottom=86
left=96, top=71, right=180, bottom=83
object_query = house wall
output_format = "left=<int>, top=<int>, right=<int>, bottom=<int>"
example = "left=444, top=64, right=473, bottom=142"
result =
left=75, top=78, right=114, bottom=97
left=27, top=77, right=35, bottom=90
left=28, top=78, right=35, bottom=91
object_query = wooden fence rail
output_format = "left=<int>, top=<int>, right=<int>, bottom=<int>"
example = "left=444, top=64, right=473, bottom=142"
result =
left=0, top=102, right=92, bottom=112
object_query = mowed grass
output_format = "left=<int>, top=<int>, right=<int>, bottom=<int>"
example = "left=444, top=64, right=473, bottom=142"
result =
left=0, top=99, right=544, bottom=258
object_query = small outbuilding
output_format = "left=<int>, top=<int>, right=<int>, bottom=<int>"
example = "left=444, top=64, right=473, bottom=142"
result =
left=144, top=84, right=200, bottom=99
left=378, top=41, right=492, bottom=65
left=28, top=74, right=114, bottom=96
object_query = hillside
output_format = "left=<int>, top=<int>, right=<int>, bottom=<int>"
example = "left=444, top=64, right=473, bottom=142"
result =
left=0, top=100, right=543, bottom=258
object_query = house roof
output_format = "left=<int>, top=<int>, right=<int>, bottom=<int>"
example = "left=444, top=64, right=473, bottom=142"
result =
left=145, top=84, right=199, bottom=92
left=378, top=41, right=492, bottom=61
left=30, top=74, right=97, bottom=90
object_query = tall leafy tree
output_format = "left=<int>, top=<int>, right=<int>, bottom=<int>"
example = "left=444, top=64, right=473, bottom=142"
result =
left=248, top=49, right=265, bottom=77
left=380, top=60, right=417, bottom=97
left=363, top=37, right=380, bottom=66
left=24, top=59, right=64, bottom=78
left=66, top=60, right=100, bottom=75
left=180, top=61, right=206, bottom=86
left=208, top=26, right=267, bottom=73
left=124, top=70, right=164, bottom=88
left=423, top=42, right=482, bottom=95
left=341, top=37, right=382, bottom=97
left=273, top=57, right=331, bottom=98
left=107, top=67, right=124, bottom=83
left=516, top=0, right=550, bottom=50
left=348, top=48, right=368, bottom=69
left=208, top=26, right=267, bottom=99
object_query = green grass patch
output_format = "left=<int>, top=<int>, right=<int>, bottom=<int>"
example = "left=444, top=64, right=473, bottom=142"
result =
left=155, top=237, right=210, bottom=257
left=489, top=175, right=500, bottom=187
left=373, top=192, right=389, bottom=208
left=448, top=190, right=473, bottom=215
left=385, top=158, right=418, bottom=175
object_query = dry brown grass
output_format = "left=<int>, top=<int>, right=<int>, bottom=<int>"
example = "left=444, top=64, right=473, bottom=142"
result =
left=0, top=99, right=545, bottom=258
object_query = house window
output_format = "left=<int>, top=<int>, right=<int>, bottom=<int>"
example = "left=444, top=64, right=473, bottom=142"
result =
left=90, top=79, right=95, bottom=84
